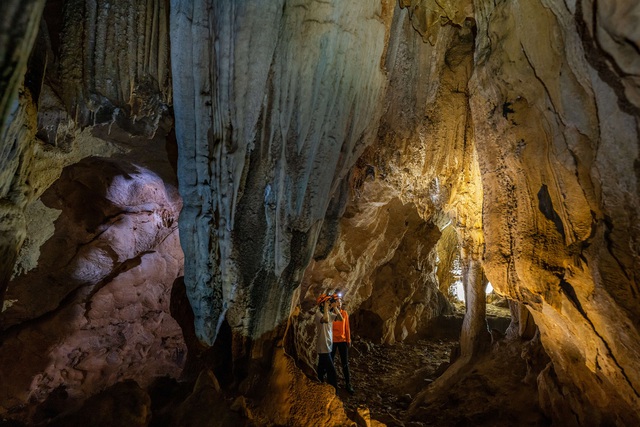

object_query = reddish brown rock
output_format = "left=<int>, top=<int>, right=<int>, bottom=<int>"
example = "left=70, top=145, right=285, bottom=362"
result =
left=0, top=155, right=185, bottom=421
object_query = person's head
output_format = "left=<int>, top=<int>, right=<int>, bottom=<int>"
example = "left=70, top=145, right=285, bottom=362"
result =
left=333, top=288, right=344, bottom=308
left=316, top=294, right=334, bottom=312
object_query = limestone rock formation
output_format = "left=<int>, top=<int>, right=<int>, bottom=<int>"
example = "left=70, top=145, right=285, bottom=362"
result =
left=0, top=1, right=180, bottom=418
left=468, top=1, right=640, bottom=424
left=0, top=142, right=185, bottom=420
left=58, top=0, right=171, bottom=134
left=0, top=0, right=46, bottom=306
left=0, top=0, right=639, bottom=426
left=170, top=0, right=396, bottom=346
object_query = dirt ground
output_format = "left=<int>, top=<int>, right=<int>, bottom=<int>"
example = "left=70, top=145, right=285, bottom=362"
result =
left=337, top=337, right=455, bottom=425
left=335, top=307, right=549, bottom=426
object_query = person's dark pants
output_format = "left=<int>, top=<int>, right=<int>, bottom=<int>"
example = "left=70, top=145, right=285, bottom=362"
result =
left=331, top=341, right=351, bottom=386
left=317, top=352, right=338, bottom=391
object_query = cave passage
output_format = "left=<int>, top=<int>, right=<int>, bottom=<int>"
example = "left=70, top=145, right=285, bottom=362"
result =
left=1, top=0, right=639, bottom=426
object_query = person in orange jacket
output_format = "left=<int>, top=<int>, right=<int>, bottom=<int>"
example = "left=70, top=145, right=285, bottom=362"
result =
left=331, top=291, right=354, bottom=394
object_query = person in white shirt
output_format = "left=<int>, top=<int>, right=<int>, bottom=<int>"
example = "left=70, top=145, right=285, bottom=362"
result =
left=315, top=294, right=343, bottom=392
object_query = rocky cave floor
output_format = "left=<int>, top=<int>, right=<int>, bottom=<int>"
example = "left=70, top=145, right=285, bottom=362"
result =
left=338, top=305, right=550, bottom=427
left=342, top=336, right=455, bottom=425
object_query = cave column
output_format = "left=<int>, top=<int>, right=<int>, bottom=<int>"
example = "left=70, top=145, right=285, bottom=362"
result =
left=505, top=300, right=536, bottom=340
left=460, top=248, right=490, bottom=357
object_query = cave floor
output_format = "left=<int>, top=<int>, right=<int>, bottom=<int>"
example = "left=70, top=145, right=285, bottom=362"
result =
left=340, top=315, right=549, bottom=426
left=336, top=339, right=457, bottom=426
left=341, top=337, right=455, bottom=426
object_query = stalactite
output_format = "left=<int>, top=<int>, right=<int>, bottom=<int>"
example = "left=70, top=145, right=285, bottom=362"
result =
left=171, top=0, right=393, bottom=345
left=59, top=0, right=171, bottom=135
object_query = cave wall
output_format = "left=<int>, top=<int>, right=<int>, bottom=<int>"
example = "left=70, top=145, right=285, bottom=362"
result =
left=1, top=0, right=173, bottom=308
left=0, top=0, right=46, bottom=308
left=468, top=1, right=640, bottom=425
left=170, top=0, right=396, bottom=345
left=295, top=1, right=640, bottom=424
left=58, top=0, right=171, bottom=134
left=0, top=155, right=185, bottom=419
left=290, top=178, right=449, bottom=370
left=0, top=0, right=183, bottom=420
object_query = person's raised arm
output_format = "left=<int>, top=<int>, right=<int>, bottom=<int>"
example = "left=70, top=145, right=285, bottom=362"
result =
left=333, top=304, right=343, bottom=322
left=321, top=300, right=330, bottom=323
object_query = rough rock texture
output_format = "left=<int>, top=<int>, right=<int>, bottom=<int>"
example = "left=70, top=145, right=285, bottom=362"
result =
left=58, top=0, right=171, bottom=134
left=1, top=0, right=172, bottom=309
left=365, top=1, right=488, bottom=359
left=0, top=1, right=180, bottom=419
left=406, top=336, right=550, bottom=427
left=294, top=0, right=485, bottom=359
left=296, top=1, right=640, bottom=424
left=468, top=1, right=640, bottom=425
left=0, top=149, right=185, bottom=421
left=251, top=345, right=355, bottom=427
left=170, top=0, right=396, bottom=346
left=0, top=0, right=639, bottom=426
left=291, top=177, right=451, bottom=372
left=0, top=0, right=45, bottom=307
left=0, top=0, right=44, bottom=141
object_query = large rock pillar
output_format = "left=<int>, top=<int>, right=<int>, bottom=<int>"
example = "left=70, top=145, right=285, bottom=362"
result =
left=460, top=252, right=490, bottom=357
left=170, top=0, right=393, bottom=347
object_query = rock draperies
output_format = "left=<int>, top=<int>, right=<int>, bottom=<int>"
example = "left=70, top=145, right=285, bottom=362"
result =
left=470, top=0, right=640, bottom=424
left=0, top=0, right=45, bottom=312
left=59, top=0, right=171, bottom=134
left=1, top=0, right=172, bottom=311
left=0, top=0, right=637, bottom=424
left=290, top=1, right=486, bottom=377
left=170, top=0, right=393, bottom=345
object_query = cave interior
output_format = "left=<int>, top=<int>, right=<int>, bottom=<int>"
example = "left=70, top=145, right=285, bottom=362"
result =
left=1, top=0, right=639, bottom=426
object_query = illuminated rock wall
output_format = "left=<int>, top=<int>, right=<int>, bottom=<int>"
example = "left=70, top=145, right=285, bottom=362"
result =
left=0, top=0, right=46, bottom=310
left=297, top=2, right=640, bottom=424
left=170, top=0, right=395, bottom=344
left=469, top=1, right=640, bottom=424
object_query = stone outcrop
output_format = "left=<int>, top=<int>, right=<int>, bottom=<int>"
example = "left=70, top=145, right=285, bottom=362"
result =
left=170, top=0, right=396, bottom=346
left=295, top=1, right=640, bottom=424
left=1, top=0, right=172, bottom=309
left=0, top=141, right=185, bottom=420
left=0, top=1, right=179, bottom=418
left=0, top=0, right=46, bottom=307
left=468, top=1, right=640, bottom=424
left=293, top=177, right=450, bottom=374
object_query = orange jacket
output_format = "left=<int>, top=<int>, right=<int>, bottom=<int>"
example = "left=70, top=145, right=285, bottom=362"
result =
left=332, top=309, right=350, bottom=344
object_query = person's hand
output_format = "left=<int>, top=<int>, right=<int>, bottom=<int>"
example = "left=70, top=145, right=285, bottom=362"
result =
left=348, top=342, right=352, bottom=347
